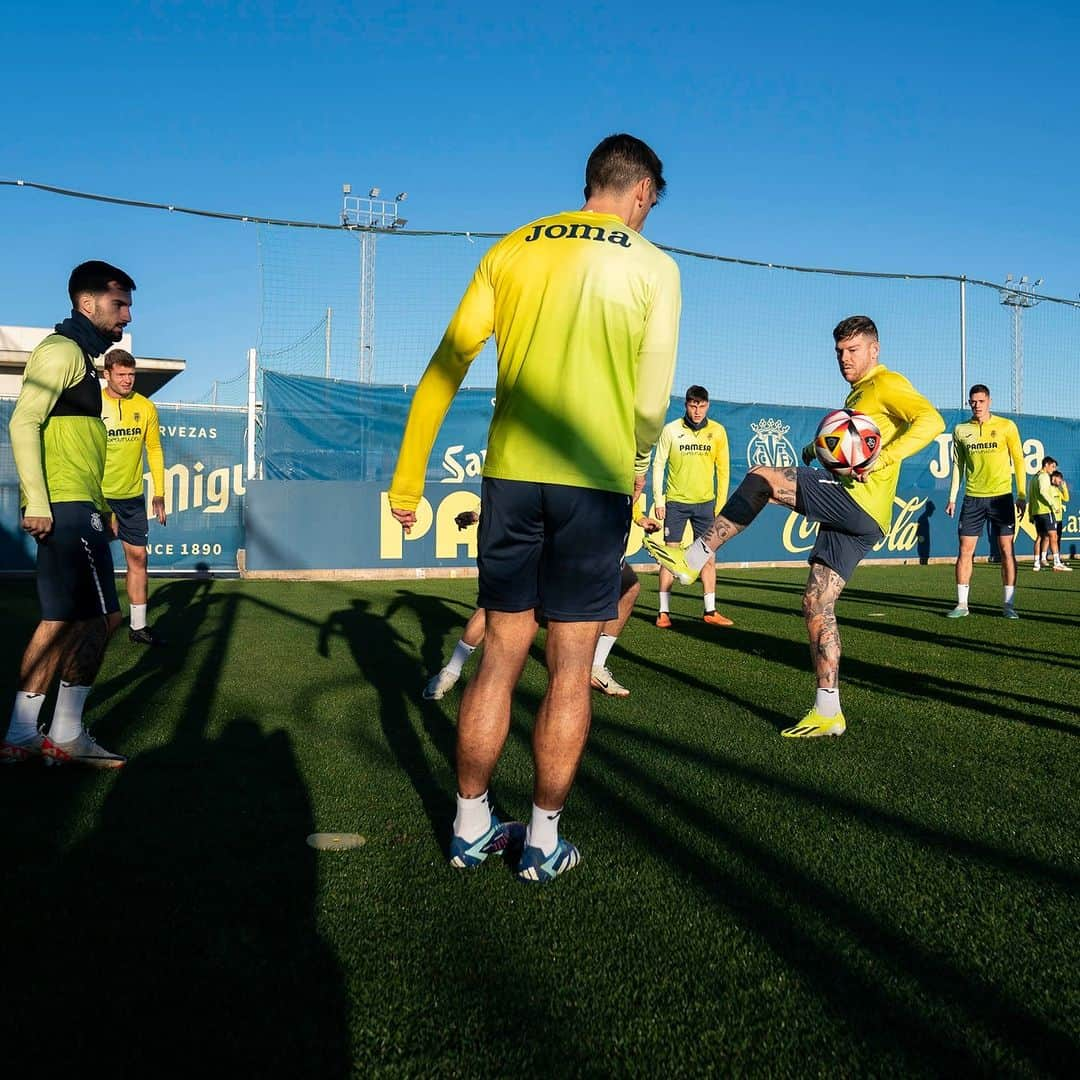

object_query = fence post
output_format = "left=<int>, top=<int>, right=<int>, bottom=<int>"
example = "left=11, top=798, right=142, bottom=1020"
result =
left=246, top=347, right=258, bottom=481
left=959, top=276, right=967, bottom=408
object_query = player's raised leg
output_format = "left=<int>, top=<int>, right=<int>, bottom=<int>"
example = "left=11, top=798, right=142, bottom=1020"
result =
left=783, top=563, right=848, bottom=737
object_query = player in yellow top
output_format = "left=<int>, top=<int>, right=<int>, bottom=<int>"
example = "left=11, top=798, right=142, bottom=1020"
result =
left=389, top=135, right=679, bottom=883
left=1028, top=456, right=1072, bottom=571
left=651, top=385, right=732, bottom=627
left=944, top=384, right=1026, bottom=619
left=3, top=261, right=134, bottom=768
left=1049, top=470, right=1070, bottom=566
left=647, top=316, right=944, bottom=737
left=101, top=349, right=168, bottom=645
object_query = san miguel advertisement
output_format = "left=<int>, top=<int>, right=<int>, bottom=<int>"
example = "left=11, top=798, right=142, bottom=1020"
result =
left=0, top=400, right=246, bottom=574
left=244, top=374, right=1079, bottom=573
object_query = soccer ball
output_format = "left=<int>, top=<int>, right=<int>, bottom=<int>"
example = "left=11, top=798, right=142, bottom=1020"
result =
left=814, top=409, right=882, bottom=477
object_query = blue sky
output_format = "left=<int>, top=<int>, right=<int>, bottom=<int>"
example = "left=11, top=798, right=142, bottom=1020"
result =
left=3, top=1, right=1077, bottom=403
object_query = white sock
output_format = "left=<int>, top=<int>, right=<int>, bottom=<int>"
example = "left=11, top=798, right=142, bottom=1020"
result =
left=686, top=538, right=713, bottom=573
left=957, top=584, right=970, bottom=608
left=526, top=803, right=561, bottom=856
left=453, top=790, right=491, bottom=842
left=47, top=682, right=91, bottom=744
left=445, top=639, right=476, bottom=677
left=130, top=603, right=147, bottom=631
left=593, top=633, right=616, bottom=669
left=815, top=688, right=842, bottom=717
left=703, top=592, right=716, bottom=613
left=658, top=591, right=671, bottom=614
left=1053, top=554, right=1064, bottom=567
left=6, top=691, right=46, bottom=744
left=1003, top=585, right=1015, bottom=606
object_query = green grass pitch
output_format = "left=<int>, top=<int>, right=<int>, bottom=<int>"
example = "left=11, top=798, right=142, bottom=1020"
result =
left=1, top=564, right=1077, bottom=1076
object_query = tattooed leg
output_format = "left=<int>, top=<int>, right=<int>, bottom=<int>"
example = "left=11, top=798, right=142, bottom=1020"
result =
left=699, top=466, right=799, bottom=552
left=801, top=562, right=847, bottom=688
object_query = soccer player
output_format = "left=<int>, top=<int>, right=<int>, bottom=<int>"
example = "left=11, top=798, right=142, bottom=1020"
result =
left=1028, top=456, right=1071, bottom=571
left=2, top=261, right=135, bottom=767
left=1049, top=471, right=1069, bottom=564
left=647, top=315, right=944, bottom=737
left=944, top=384, right=1026, bottom=619
left=101, top=348, right=168, bottom=645
left=652, top=385, right=733, bottom=628
left=389, top=134, right=680, bottom=882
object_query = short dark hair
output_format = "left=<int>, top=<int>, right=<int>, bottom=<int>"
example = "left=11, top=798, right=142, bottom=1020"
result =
left=1051, top=470, right=1064, bottom=481
left=584, top=134, right=666, bottom=201
left=1042, top=456, right=1057, bottom=468
left=969, top=384, right=990, bottom=398
left=68, top=261, right=136, bottom=305
left=685, top=385, right=709, bottom=403
left=104, top=349, right=135, bottom=370
left=833, top=315, right=878, bottom=343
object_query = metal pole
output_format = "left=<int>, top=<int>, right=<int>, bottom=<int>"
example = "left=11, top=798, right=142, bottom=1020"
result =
left=324, top=306, right=332, bottom=379
left=959, top=276, right=967, bottom=408
left=246, top=347, right=257, bottom=480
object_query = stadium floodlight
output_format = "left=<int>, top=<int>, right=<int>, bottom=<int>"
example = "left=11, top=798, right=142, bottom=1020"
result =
left=1005, top=273, right=1013, bottom=282
left=393, top=218, right=408, bottom=228
left=396, top=192, right=408, bottom=201
left=369, top=187, right=381, bottom=198
left=342, top=183, right=351, bottom=195
left=1034, top=278, right=1043, bottom=287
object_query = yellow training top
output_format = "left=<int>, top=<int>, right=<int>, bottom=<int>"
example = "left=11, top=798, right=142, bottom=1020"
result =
left=839, top=364, right=945, bottom=534
left=389, top=210, right=681, bottom=510
left=651, top=417, right=729, bottom=510
left=101, top=390, right=165, bottom=500
left=1026, top=471, right=1054, bottom=517
left=948, top=415, right=1024, bottom=502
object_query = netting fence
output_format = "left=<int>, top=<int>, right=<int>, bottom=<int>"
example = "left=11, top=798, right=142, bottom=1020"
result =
left=249, top=224, right=1080, bottom=423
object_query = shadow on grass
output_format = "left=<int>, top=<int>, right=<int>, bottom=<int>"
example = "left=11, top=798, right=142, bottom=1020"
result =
left=1, top=581, right=351, bottom=1076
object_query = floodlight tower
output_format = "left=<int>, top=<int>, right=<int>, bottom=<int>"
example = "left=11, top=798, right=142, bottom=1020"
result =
left=998, top=274, right=1041, bottom=414
left=341, top=185, right=409, bottom=382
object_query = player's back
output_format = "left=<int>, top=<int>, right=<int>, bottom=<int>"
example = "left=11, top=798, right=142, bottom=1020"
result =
left=482, top=210, right=679, bottom=496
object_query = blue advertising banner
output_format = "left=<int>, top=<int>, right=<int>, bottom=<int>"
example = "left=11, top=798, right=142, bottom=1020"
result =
left=248, top=375, right=1080, bottom=572
left=1, top=399, right=246, bottom=573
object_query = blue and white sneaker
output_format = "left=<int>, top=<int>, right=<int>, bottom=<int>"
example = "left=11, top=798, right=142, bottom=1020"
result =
left=448, top=816, right=525, bottom=869
left=516, top=838, right=582, bottom=884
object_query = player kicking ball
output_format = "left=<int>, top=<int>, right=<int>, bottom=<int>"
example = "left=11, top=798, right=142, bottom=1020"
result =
left=646, top=316, right=944, bottom=737
left=425, top=508, right=661, bottom=700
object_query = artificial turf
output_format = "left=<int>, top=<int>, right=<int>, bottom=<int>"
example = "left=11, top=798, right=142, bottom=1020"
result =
left=1, top=563, right=1077, bottom=1077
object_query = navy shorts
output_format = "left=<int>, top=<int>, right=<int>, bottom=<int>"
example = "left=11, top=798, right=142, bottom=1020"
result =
left=477, top=477, right=631, bottom=622
left=958, top=494, right=1015, bottom=537
left=34, top=501, right=120, bottom=621
left=1032, top=512, right=1055, bottom=537
left=107, top=495, right=150, bottom=545
left=663, top=500, right=714, bottom=545
left=794, top=467, right=883, bottom=583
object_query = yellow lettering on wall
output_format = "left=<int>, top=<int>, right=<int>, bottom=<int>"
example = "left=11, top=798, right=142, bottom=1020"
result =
left=435, top=491, right=482, bottom=558
left=380, top=493, right=433, bottom=559
left=782, top=512, right=819, bottom=553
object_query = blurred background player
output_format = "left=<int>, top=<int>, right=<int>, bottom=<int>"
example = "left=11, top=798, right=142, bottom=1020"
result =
left=424, top=508, right=661, bottom=701
left=651, top=385, right=732, bottom=628
left=1028, top=456, right=1071, bottom=571
left=389, top=134, right=680, bottom=882
left=944, top=384, right=1025, bottom=619
left=1049, top=470, right=1069, bottom=563
left=2, top=261, right=135, bottom=767
left=647, top=316, right=944, bottom=737
left=101, top=349, right=168, bottom=645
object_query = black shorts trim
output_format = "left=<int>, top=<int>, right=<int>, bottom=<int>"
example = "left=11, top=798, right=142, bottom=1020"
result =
left=35, top=501, right=120, bottom=621
left=477, top=477, right=630, bottom=622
